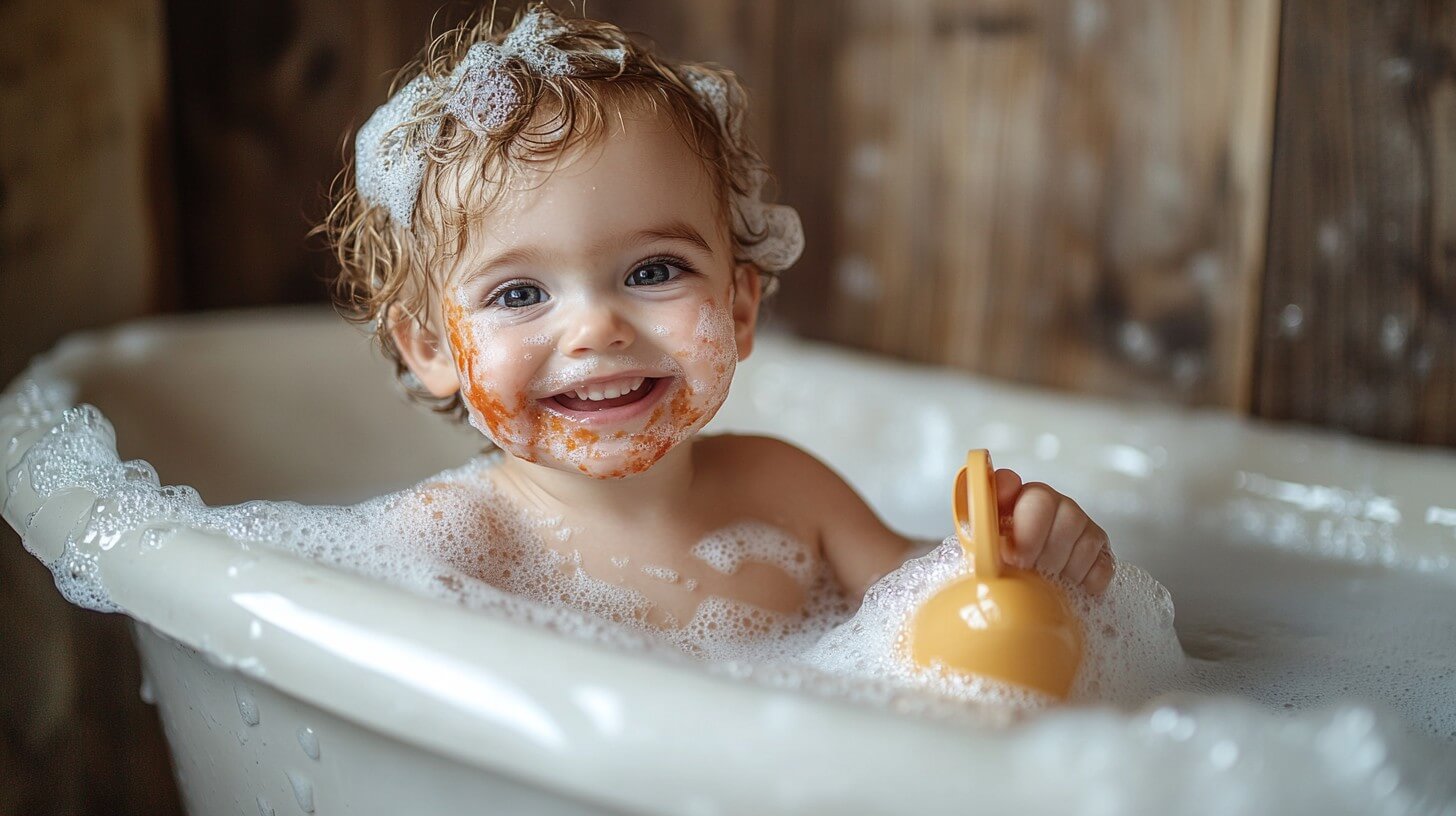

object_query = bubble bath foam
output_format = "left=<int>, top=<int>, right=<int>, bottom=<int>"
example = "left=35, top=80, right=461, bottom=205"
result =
left=3, top=308, right=1455, bottom=815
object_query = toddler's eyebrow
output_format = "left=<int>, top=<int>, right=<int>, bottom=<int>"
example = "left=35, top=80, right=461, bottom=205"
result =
left=465, top=246, right=546, bottom=284
left=624, top=220, right=713, bottom=256
left=462, top=220, right=714, bottom=285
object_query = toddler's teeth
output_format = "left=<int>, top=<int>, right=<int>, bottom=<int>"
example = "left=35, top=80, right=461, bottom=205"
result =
left=562, top=377, right=650, bottom=403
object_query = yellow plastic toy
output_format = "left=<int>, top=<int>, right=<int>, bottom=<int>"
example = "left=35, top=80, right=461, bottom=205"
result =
left=905, top=449, right=1083, bottom=699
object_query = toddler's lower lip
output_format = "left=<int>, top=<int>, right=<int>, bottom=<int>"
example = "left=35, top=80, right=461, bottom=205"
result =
left=540, top=377, right=669, bottom=424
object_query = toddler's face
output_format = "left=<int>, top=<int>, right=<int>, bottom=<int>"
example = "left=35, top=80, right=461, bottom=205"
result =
left=408, top=109, right=759, bottom=479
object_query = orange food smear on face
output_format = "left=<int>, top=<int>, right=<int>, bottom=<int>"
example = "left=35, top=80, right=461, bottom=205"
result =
left=445, top=296, right=729, bottom=480
left=562, top=426, right=601, bottom=453
left=445, top=300, right=523, bottom=444
left=613, top=377, right=705, bottom=477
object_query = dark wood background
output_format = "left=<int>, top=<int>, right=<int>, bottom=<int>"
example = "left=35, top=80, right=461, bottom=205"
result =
left=1, top=1, right=1452, bottom=812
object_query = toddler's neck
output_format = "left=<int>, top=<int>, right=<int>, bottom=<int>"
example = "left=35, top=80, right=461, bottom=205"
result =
left=492, top=437, right=700, bottom=523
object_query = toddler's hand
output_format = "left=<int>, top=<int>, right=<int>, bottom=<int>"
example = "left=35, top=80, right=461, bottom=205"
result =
left=993, top=469, right=1114, bottom=595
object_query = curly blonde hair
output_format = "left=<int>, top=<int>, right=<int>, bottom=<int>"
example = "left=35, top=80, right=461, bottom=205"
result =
left=316, top=3, right=785, bottom=421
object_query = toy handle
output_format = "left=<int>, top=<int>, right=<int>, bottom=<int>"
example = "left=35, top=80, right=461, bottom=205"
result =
left=953, top=449, right=1001, bottom=580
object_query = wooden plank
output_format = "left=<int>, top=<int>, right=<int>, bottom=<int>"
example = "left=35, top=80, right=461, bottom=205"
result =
left=763, top=0, right=849, bottom=335
left=0, top=3, right=181, bottom=812
left=1255, top=0, right=1456, bottom=445
left=784, top=0, right=1282, bottom=409
left=164, top=0, right=446, bottom=309
left=0, top=0, right=175, bottom=381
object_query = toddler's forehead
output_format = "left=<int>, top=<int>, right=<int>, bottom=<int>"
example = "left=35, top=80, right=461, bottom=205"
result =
left=422, top=106, right=731, bottom=271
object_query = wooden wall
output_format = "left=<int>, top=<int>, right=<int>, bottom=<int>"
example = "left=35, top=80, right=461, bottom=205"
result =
left=1256, top=0, right=1456, bottom=445
left=765, top=0, right=1279, bottom=411
left=0, top=2, right=181, bottom=813
left=165, top=0, right=447, bottom=308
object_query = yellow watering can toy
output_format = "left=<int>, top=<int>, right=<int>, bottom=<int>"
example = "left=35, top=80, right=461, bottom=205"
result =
left=905, top=449, right=1084, bottom=699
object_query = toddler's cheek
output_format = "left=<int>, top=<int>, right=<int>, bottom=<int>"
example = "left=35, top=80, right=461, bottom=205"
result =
left=684, top=300, right=738, bottom=381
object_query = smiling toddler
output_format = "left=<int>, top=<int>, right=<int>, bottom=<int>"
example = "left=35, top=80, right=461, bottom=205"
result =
left=320, top=5, right=1114, bottom=641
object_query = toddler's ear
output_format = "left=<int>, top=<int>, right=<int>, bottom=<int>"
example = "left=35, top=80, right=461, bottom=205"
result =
left=388, top=306, right=461, bottom=398
left=730, top=262, right=763, bottom=361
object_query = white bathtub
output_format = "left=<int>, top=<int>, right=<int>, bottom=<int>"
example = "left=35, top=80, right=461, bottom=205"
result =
left=4, top=308, right=1455, bottom=815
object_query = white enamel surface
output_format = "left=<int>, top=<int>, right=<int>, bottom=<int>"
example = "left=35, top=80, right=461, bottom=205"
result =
left=4, top=308, right=1456, bottom=815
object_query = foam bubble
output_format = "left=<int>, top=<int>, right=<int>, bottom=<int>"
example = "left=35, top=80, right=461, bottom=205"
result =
left=641, top=564, right=679, bottom=583
left=691, top=521, right=816, bottom=585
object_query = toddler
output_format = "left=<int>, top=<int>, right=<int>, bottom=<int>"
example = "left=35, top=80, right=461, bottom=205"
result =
left=321, top=5, right=1113, bottom=639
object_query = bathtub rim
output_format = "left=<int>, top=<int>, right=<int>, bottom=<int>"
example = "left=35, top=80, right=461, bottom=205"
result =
left=6, top=308, right=1456, bottom=814
left=0, top=310, right=1017, bottom=814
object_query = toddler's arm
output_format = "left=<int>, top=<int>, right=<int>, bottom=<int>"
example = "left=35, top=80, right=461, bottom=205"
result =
left=766, top=443, right=1114, bottom=599
left=745, top=439, right=920, bottom=599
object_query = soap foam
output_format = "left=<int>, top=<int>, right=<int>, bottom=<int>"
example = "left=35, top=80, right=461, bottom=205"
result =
left=798, top=536, right=1188, bottom=709
left=691, top=521, right=816, bottom=585
left=372, top=461, right=855, bottom=662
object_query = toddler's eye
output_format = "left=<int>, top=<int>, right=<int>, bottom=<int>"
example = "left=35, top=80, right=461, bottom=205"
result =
left=493, top=284, right=547, bottom=308
left=626, top=262, right=682, bottom=287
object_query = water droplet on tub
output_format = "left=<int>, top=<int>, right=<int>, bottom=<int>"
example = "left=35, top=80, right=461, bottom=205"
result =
left=286, top=770, right=315, bottom=813
left=235, top=685, right=260, bottom=726
left=139, top=675, right=156, bottom=704
left=297, top=726, right=320, bottom=761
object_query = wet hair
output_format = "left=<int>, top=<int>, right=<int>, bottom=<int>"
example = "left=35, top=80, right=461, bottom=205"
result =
left=316, top=3, right=786, bottom=420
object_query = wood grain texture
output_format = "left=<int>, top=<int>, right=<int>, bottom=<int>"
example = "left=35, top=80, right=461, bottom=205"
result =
left=165, top=0, right=450, bottom=309
left=1255, top=0, right=1456, bottom=445
left=0, top=1, right=181, bottom=812
left=770, top=0, right=1282, bottom=408
left=0, top=0, right=176, bottom=382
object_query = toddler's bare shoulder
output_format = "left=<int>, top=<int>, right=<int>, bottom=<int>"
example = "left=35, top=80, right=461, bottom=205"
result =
left=695, top=434, right=846, bottom=496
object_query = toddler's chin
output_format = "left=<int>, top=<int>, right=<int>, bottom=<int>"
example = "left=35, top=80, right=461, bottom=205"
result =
left=554, top=445, right=676, bottom=479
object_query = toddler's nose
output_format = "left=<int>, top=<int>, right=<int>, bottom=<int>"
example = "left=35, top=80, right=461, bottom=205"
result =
left=561, top=302, right=635, bottom=356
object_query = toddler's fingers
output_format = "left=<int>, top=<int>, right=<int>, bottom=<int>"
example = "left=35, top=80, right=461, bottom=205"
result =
left=993, top=468, right=1023, bottom=515
left=1008, top=483, right=1058, bottom=567
left=1084, top=547, right=1115, bottom=595
left=1061, top=524, right=1106, bottom=586
left=1033, top=495, right=1088, bottom=575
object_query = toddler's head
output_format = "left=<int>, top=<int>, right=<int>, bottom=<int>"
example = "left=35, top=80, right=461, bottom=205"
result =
left=322, top=4, right=801, bottom=479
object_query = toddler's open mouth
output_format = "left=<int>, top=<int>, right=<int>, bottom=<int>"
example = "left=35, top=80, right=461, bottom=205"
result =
left=541, top=376, right=669, bottom=422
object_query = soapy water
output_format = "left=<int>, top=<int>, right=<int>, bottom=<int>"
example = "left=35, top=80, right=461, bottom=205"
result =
left=6, top=381, right=1456, bottom=812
